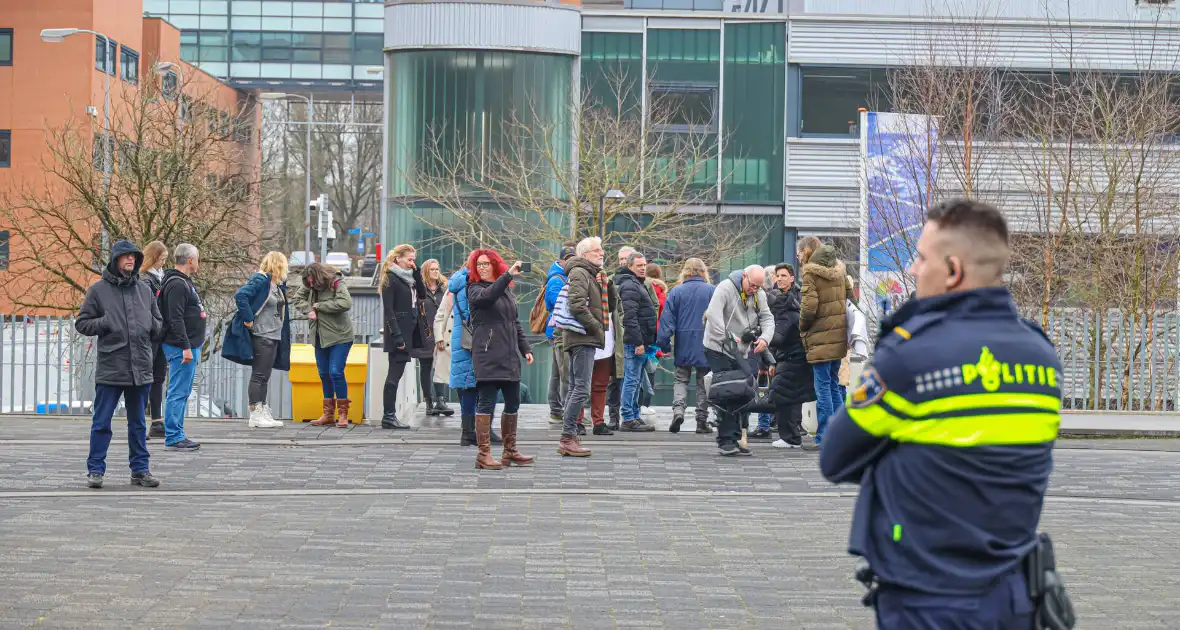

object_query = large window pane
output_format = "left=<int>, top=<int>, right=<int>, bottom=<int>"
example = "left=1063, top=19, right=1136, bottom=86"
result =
left=354, top=34, right=383, bottom=65
left=722, top=22, right=785, bottom=202
left=388, top=50, right=573, bottom=200
left=647, top=29, right=720, bottom=198
left=800, top=67, right=890, bottom=136
left=232, top=32, right=261, bottom=61
left=581, top=32, right=642, bottom=114
left=0, top=30, right=12, bottom=66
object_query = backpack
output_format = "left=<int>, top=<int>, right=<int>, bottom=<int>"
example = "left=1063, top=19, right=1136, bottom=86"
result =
left=529, top=274, right=567, bottom=334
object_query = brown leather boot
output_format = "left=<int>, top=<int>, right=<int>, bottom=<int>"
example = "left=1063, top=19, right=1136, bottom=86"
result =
left=499, top=413, right=534, bottom=467
left=335, top=399, right=351, bottom=427
left=557, top=435, right=591, bottom=457
left=475, top=413, right=503, bottom=470
left=309, top=399, right=335, bottom=425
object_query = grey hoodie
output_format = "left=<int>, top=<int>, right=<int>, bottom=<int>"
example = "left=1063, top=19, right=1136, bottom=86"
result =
left=703, top=269, right=774, bottom=359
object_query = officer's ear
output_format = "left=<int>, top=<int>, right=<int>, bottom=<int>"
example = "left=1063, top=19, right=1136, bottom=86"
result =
left=945, top=255, right=963, bottom=289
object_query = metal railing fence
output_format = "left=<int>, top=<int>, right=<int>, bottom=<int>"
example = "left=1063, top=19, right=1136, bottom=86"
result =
left=2, top=302, right=1177, bottom=416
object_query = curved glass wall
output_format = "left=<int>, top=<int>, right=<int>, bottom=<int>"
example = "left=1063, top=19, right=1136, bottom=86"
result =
left=387, top=50, right=574, bottom=199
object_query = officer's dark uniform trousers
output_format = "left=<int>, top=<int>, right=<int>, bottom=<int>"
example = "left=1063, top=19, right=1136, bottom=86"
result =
left=820, top=287, right=1060, bottom=630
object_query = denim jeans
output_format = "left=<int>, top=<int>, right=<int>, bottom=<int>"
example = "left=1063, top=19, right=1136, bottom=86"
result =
left=458, top=387, right=478, bottom=417
left=88, top=384, right=150, bottom=474
left=620, top=344, right=647, bottom=422
left=315, top=341, right=353, bottom=399
left=812, top=360, right=843, bottom=445
left=162, top=343, right=200, bottom=445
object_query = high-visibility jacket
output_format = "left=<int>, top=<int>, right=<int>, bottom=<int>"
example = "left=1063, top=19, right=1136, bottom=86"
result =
left=820, top=286, right=1061, bottom=596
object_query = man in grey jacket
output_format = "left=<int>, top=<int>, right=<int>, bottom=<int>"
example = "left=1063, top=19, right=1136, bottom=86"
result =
left=75, top=240, right=163, bottom=489
left=702, top=265, right=775, bottom=455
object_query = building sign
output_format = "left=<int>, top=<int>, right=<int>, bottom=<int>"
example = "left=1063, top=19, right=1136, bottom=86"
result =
left=729, top=0, right=785, bottom=14
left=859, top=112, right=940, bottom=320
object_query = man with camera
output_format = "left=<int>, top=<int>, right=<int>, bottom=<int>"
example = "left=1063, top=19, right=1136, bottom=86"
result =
left=820, top=199, right=1074, bottom=629
left=702, top=265, right=774, bottom=456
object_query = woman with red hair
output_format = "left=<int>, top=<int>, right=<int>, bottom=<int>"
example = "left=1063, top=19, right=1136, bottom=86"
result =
left=466, top=249, right=534, bottom=470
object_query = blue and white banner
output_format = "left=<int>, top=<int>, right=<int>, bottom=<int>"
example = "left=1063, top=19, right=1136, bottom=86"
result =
left=859, top=111, right=940, bottom=319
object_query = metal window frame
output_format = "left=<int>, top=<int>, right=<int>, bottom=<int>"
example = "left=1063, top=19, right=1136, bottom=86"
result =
left=119, top=45, right=140, bottom=85
left=0, top=130, right=10, bottom=168
left=0, top=28, right=12, bottom=67
left=648, top=81, right=718, bottom=134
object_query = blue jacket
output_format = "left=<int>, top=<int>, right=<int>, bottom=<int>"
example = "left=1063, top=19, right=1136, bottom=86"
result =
left=820, top=287, right=1061, bottom=596
left=222, top=272, right=291, bottom=370
left=543, top=260, right=567, bottom=340
left=448, top=268, right=475, bottom=390
left=655, top=276, right=714, bottom=367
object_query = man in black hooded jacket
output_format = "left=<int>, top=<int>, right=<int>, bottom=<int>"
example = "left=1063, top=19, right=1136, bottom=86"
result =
left=75, top=240, right=163, bottom=489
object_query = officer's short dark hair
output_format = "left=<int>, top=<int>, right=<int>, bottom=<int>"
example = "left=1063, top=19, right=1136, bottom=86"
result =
left=926, top=198, right=1009, bottom=246
left=775, top=263, right=795, bottom=276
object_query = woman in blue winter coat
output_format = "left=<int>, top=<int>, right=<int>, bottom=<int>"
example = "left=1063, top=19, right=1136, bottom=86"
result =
left=224, top=251, right=292, bottom=429
left=448, top=265, right=500, bottom=446
left=655, top=257, right=715, bottom=434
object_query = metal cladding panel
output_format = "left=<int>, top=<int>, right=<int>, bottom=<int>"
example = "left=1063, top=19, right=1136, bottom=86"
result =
left=784, top=186, right=860, bottom=229
left=385, top=3, right=582, bottom=55
left=786, top=139, right=858, bottom=189
left=788, top=17, right=1180, bottom=71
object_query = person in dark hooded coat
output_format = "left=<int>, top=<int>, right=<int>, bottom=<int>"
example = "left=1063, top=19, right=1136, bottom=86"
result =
left=75, top=240, right=163, bottom=489
left=768, top=263, right=815, bottom=447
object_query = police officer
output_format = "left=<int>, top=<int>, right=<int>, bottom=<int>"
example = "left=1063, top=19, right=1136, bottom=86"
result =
left=820, top=198, right=1062, bottom=629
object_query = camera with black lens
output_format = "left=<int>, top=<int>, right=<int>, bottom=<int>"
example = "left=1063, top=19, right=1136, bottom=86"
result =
left=740, top=328, right=759, bottom=344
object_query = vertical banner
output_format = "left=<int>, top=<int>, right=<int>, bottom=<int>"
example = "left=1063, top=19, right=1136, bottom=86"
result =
left=858, top=111, right=940, bottom=325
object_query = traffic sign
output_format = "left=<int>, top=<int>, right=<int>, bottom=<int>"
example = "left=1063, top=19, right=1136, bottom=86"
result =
left=348, top=227, right=361, bottom=235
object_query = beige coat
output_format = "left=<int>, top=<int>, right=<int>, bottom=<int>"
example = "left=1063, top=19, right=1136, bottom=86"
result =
left=799, top=245, right=854, bottom=364
left=432, top=291, right=454, bottom=384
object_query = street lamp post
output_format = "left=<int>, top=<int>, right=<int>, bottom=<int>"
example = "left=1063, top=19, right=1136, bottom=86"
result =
left=41, top=27, right=113, bottom=260
left=599, top=189, right=626, bottom=240
left=260, top=93, right=313, bottom=257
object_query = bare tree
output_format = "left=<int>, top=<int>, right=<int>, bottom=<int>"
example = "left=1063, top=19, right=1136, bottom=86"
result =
left=0, top=72, right=261, bottom=313
left=397, top=68, right=767, bottom=277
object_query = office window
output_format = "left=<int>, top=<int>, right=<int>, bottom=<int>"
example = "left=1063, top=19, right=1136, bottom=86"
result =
left=722, top=21, right=785, bottom=203
left=650, top=84, right=716, bottom=133
left=199, top=31, right=228, bottom=63
left=232, top=32, right=261, bottom=62
left=95, top=36, right=117, bottom=76
left=119, top=46, right=140, bottom=85
left=354, top=34, right=383, bottom=66
left=323, top=34, right=351, bottom=64
left=162, top=71, right=179, bottom=100
left=0, top=230, right=8, bottom=271
left=180, top=32, right=198, bottom=62
left=92, top=133, right=115, bottom=172
left=582, top=32, right=643, bottom=114
left=118, top=140, right=137, bottom=173
left=0, top=29, right=12, bottom=66
left=0, top=130, right=10, bottom=167
left=800, top=67, right=891, bottom=136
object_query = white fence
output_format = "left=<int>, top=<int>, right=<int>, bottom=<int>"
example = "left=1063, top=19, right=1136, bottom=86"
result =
left=0, top=293, right=384, bottom=419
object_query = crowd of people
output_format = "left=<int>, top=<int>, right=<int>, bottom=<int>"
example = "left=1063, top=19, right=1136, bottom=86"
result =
left=75, top=232, right=865, bottom=484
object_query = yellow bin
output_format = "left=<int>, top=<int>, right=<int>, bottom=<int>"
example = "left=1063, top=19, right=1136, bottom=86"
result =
left=288, top=343, right=368, bottom=424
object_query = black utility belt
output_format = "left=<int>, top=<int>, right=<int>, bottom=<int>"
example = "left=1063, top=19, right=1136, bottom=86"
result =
left=854, top=533, right=1076, bottom=630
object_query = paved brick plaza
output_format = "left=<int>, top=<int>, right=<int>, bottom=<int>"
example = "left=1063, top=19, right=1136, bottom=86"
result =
left=0, top=407, right=1178, bottom=629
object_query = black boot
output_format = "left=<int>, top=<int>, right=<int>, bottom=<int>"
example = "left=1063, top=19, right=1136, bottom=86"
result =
left=434, top=384, right=454, bottom=416
left=423, top=388, right=438, bottom=416
left=460, top=414, right=477, bottom=446
left=381, top=411, right=411, bottom=430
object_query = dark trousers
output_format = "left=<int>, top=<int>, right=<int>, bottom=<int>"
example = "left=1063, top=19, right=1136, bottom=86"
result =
left=776, top=403, right=804, bottom=445
left=148, top=344, right=167, bottom=420
left=476, top=381, right=520, bottom=415
left=417, top=358, right=434, bottom=403
left=705, top=348, right=745, bottom=448
left=607, top=376, right=621, bottom=421
left=875, top=571, right=1035, bottom=630
left=88, top=384, right=150, bottom=475
left=383, top=354, right=409, bottom=414
left=561, top=345, right=596, bottom=436
left=458, top=387, right=478, bottom=416
left=248, top=336, right=279, bottom=405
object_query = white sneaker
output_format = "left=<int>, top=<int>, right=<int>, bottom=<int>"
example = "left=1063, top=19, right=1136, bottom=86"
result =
left=772, top=439, right=799, bottom=449
left=640, top=406, right=655, bottom=418
left=248, top=406, right=283, bottom=428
